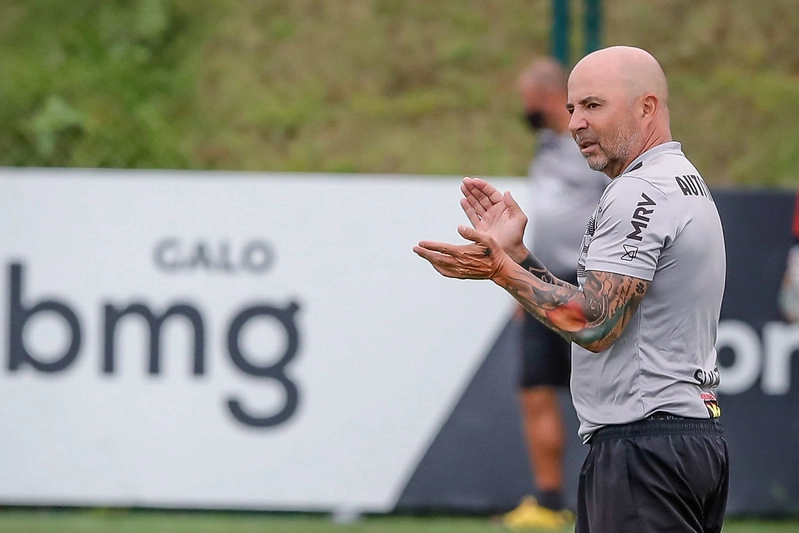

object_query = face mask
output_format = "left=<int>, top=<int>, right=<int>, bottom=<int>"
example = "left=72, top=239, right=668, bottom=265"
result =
left=524, top=111, right=546, bottom=131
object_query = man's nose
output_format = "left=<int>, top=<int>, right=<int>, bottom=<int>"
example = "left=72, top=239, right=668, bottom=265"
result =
left=568, top=111, right=586, bottom=135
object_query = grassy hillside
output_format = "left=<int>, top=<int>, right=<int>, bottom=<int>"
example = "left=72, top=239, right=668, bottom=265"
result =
left=0, top=0, right=797, bottom=188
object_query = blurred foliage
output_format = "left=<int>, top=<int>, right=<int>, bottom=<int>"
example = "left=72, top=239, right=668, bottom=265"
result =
left=0, top=0, right=797, bottom=188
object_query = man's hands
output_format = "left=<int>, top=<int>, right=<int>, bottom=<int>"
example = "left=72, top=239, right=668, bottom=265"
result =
left=460, top=177, right=529, bottom=263
left=414, top=176, right=650, bottom=352
left=413, top=177, right=526, bottom=282
left=413, top=177, right=529, bottom=282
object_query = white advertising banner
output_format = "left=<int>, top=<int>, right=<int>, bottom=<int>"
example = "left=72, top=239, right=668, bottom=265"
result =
left=0, top=168, right=522, bottom=511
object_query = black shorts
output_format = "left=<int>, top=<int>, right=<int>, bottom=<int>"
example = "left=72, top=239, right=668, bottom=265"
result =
left=519, top=310, right=571, bottom=388
left=576, top=415, right=729, bottom=533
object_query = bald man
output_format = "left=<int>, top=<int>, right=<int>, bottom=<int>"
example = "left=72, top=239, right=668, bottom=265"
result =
left=414, top=46, right=729, bottom=532
left=502, top=57, right=608, bottom=530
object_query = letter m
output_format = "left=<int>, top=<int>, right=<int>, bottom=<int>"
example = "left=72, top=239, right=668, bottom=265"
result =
left=626, top=220, right=647, bottom=241
left=103, top=303, right=205, bottom=375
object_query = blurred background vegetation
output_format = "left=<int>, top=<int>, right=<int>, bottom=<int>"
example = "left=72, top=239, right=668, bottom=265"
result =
left=0, top=0, right=797, bottom=189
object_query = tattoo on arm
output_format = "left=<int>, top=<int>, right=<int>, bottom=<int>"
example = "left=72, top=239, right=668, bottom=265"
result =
left=504, top=268, right=649, bottom=352
left=518, top=254, right=570, bottom=287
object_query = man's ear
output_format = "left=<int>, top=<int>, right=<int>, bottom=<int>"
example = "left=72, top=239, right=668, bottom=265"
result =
left=642, top=94, right=658, bottom=119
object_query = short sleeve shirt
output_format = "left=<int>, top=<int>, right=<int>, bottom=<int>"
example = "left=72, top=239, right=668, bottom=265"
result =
left=526, top=130, right=609, bottom=279
left=571, top=142, right=727, bottom=441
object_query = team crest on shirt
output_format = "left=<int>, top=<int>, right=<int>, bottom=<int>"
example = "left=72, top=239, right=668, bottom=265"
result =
left=701, top=393, right=721, bottom=418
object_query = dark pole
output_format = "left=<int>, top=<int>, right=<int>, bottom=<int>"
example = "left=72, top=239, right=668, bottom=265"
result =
left=583, top=0, right=602, bottom=54
left=550, top=0, right=571, bottom=65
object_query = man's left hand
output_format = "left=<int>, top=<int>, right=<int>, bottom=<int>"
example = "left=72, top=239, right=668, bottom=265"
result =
left=413, top=225, right=512, bottom=281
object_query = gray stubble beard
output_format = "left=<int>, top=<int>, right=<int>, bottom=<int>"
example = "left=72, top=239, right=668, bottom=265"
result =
left=586, top=121, right=642, bottom=175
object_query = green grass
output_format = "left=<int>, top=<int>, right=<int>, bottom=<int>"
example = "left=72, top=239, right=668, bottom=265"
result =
left=0, top=510, right=795, bottom=533
left=0, top=0, right=797, bottom=188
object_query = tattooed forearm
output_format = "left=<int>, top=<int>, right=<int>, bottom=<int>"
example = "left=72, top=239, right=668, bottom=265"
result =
left=518, top=254, right=570, bottom=287
left=500, top=266, right=650, bottom=352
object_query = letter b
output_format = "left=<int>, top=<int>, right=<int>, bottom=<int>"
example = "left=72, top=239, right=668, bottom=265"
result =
left=8, top=263, right=82, bottom=372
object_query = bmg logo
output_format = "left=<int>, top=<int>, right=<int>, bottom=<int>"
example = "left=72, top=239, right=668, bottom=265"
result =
left=6, top=259, right=302, bottom=429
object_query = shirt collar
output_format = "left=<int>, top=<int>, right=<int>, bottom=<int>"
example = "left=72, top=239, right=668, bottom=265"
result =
left=619, top=141, right=682, bottom=176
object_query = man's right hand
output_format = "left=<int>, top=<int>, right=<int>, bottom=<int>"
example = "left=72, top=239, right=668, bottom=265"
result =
left=460, top=177, right=529, bottom=263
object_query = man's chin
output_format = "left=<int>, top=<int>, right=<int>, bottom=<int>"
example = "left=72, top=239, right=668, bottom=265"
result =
left=585, top=157, right=606, bottom=172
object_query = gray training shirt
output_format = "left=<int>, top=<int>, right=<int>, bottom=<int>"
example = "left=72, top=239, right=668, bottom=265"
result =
left=572, top=141, right=726, bottom=441
left=526, top=130, right=609, bottom=279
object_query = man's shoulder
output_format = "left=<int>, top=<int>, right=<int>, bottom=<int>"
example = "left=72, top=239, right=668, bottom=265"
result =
left=616, top=144, right=704, bottom=195
left=624, top=141, right=696, bottom=177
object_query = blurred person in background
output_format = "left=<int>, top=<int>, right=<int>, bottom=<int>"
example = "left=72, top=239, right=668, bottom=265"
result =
left=415, top=45, right=729, bottom=533
left=778, top=191, right=799, bottom=322
left=501, top=57, right=608, bottom=530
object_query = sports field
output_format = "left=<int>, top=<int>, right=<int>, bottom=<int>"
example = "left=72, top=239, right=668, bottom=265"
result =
left=0, top=510, right=796, bottom=533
